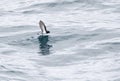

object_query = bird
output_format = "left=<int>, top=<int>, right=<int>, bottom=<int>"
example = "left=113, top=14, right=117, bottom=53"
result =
left=39, top=20, right=50, bottom=34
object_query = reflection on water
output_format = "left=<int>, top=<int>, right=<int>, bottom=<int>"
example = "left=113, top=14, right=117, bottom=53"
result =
left=38, top=35, right=52, bottom=55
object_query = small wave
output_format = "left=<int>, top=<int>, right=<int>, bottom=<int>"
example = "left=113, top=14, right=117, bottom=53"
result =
left=22, top=10, right=43, bottom=14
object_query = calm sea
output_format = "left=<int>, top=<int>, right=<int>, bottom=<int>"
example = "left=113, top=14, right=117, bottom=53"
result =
left=0, top=0, right=120, bottom=81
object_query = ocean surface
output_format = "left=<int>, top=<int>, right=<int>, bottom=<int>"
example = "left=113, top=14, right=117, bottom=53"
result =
left=0, top=0, right=120, bottom=81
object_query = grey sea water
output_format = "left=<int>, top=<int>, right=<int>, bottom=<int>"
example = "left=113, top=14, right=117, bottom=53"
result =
left=0, top=0, right=120, bottom=81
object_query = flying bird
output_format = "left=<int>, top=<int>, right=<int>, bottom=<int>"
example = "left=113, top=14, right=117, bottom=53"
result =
left=39, top=20, right=50, bottom=34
